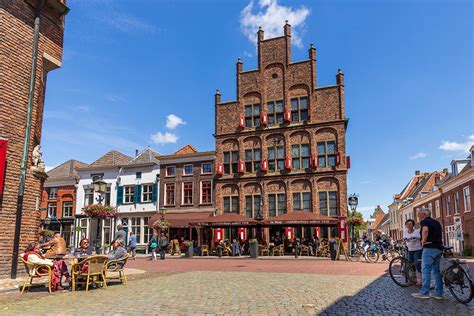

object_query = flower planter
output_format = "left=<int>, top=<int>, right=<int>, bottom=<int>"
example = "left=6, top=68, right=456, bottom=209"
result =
left=250, top=243, right=258, bottom=258
left=185, top=247, right=194, bottom=258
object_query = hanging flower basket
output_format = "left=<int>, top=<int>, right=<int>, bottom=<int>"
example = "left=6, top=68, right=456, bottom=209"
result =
left=347, top=216, right=364, bottom=226
left=84, top=204, right=117, bottom=219
left=153, top=220, right=170, bottom=230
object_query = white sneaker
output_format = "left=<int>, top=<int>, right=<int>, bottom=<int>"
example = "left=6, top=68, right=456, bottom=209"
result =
left=411, top=293, right=430, bottom=299
left=432, top=295, right=444, bottom=300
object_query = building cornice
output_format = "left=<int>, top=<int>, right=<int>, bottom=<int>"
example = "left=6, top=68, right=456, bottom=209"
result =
left=440, top=167, right=474, bottom=192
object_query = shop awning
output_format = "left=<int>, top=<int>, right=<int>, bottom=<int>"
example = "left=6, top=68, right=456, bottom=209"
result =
left=262, top=211, right=339, bottom=226
left=190, top=213, right=258, bottom=227
left=148, top=212, right=213, bottom=229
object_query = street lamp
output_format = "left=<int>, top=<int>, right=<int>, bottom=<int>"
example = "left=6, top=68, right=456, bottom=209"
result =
left=348, top=193, right=359, bottom=250
left=93, top=179, right=107, bottom=205
left=254, top=198, right=264, bottom=241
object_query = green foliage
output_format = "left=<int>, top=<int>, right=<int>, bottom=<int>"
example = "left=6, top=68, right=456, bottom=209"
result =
left=463, top=245, right=472, bottom=257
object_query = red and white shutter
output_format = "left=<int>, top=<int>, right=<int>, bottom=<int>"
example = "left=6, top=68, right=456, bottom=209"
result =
left=285, top=227, right=294, bottom=242
left=260, top=159, right=268, bottom=172
left=311, top=154, right=318, bottom=169
left=346, top=155, right=351, bottom=169
left=216, top=162, right=224, bottom=175
left=335, top=152, right=342, bottom=166
left=238, top=160, right=245, bottom=173
left=285, top=156, right=292, bottom=170
left=315, top=227, right=321, bottom=239
left=338, top=217, right=348, bottom=242
left=284, top=108, right=291, bottom=122
left=239, top=114, right=245, bottom=128
left=215, top=228, right=224, bottom=242
left=238, top=228, right=247, bottom=241
left=260, top=111, right=268, bottom=126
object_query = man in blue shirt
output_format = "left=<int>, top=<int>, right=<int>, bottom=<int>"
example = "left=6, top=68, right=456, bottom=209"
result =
left=128, top=232, right=137, bottom=260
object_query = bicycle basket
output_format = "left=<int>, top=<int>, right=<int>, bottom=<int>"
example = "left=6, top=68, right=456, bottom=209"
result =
left=445, top=266, right=464, bottom=283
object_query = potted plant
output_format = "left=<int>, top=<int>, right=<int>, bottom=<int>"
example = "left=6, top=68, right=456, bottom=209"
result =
left=249, top=239, right=259, bottom=258
left=153, top=220, right=170, bottom=232
left=185, top=241, right=194, bottom=258
left=84, top=204, right=117, bottom=219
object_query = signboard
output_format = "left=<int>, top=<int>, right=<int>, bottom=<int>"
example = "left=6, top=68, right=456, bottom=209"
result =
left=0, top=139, right=7, bottom=198
left=453, top=216, right=463, bottom=241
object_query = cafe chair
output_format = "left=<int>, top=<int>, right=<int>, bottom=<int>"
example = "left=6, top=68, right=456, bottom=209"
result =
left=20, top=258, right=52, bottom=293
left=201, top=245, right=209, bottom=256
left=105, top=254, right=129, bottom=285
left=272, top=244, right=284, bottom=256
left=300, top=245, right=310, bottom=256
left=258, top=244, right=270, bottom=256
left=72, top=255, right=108, bottom=292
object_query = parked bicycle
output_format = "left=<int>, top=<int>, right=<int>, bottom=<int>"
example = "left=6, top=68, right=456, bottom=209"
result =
left=389, top=245, right=473, bottom=304
left=365, top=240, right=398, bottom=263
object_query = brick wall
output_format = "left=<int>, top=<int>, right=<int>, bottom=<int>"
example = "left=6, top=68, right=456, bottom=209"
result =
left=0, top=1, right=67, bottom=278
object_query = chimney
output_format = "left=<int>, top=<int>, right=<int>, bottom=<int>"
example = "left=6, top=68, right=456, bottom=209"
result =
left=308, top=43, right=316, bottom=60
left=215, top=89, right=221, bottom=104
left=415, top=170, right=420, bottom=176
left=236, top=57, right=242, bottom=74
left=443, top=168, right=448, bottom=174
left=336, top=68, right=344, bottom=86
left=284, top=20, right=291, bottom=37
left=257, top=26, right=264, bottom=42
left=135, top=149, right=139, bottom=157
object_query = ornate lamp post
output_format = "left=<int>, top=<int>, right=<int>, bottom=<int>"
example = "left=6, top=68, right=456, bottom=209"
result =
left=348, top=193, right=359, bottom=250
left=255, top=199, right=264, bottom=241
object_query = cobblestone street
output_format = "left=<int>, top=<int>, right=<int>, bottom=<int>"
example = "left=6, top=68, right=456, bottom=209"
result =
left=0, top=259, right=472, bottom=315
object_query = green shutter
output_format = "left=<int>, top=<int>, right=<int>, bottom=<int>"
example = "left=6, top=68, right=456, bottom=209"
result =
left=152, top=183, right=158, bottom=202
left=135, top=185, right=142, bottom=203
left=117, top=186, right=123, bottom=205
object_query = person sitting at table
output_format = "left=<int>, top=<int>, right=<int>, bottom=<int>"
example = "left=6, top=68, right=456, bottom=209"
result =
left=22, top=242, right=61, bottom=291
left=231, top=239, right=242, bottom=256
left=76, top=238, right=92, bottom=257
left=108, top=239, right=128, bottom=260
left=40, top=232, right=71, bottom=286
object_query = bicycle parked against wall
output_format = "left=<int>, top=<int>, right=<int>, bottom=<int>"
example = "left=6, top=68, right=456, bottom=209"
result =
left=389, top=245, right=473, bottom=304
left=365, top=240, right=398, bottom=263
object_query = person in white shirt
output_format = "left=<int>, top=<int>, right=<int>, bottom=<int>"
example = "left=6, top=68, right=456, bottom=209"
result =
left=403, top=219, right=423, bottom=278
left=21, top=242, right=62, bottom=291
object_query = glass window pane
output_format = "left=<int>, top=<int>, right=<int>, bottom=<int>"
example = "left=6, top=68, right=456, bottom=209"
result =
left=278, top=194, right=286, bottom=214
left=276, top=113, right=284, bottom=124
left=245, top=150, right=252, bottom=161
left=292, top=158, right=300, bottom=170
left=254, top=149, right=261, bottom=160
left=291, top=98, right=298, bottom=110
left=253, top=104, right=260, bottom=115
left=303, top=192, right=311, bottom=211
left=329, top=192, right=337, bottom=215
left=232, top=151, right=239, bottom=162
left=293, top=193, right=301, bottom=210
left=246, top=118, right=252, bottom=127
left=277, top=146, right=284, bottom=158
left=269, top=195, right=276, bottom=217
left=300, top=97, right=308, bottom=109
left=245, top=196, right=252, bottom=217
left=224, top=152, right=230, bottom=163
left=268, top=160, right=275, bottom=171
left=300, top=110, right=308, bottom=121
left=318, top=157, right=326, bottom=168
left=268, top=147, right=275, bottom=160
left=292, top=145, right=300, bottom=157
left=301, top=144, right=309, bottom=157
left=302, top=158, right=309, bottom=169
left=232, top=196, right=239, bottom=213
left=328, top=156, right=336, bottom=167
left=327, top=141, right=336, bottom=154
left=254, top=195, right=261, bottom=212
left=317, top=142, right=326, bottom=154
left=319, top=192, right=328, bottom=215
left=277, top=160, right=285, bottom=171
left=245, top=105, right=252, bottom=116
left=291, top=112, right=299, bottom=123
left=254, top=117, right=260, bottom=127
left=224, top=197, right=230, bottom=213
left=268, top=102, right=274, bottom=113
left=276, top=101, right=284, bottom=112
left=268, top=115, right=275, bottom=125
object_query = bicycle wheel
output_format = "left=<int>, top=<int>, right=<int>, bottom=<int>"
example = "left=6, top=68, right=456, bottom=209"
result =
left=347, top=248, right=361, bottom=262
left=447, top=267, right=473, bottom=304
left=389, top=256, right=415, bottom=287
left=365, top=250, right=379, bottom=263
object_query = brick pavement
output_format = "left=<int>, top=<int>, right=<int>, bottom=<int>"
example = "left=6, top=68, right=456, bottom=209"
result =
left=0, top=258, right=473, bottom=315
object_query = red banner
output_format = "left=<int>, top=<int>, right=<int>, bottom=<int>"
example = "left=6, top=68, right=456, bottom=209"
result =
left=238, top=228, right=246, bottom=241
left=0, top=139, right=7, bottom=198
left=214, top=228, right=223, bottom=242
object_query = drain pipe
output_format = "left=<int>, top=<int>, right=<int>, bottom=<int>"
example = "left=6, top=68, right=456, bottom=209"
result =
left=11, top=0, right=45, bottom=279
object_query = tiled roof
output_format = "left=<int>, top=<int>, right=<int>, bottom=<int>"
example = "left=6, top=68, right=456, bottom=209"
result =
left=47, top=159, right=88, bottom=179
left=409, top=175, right=431, bottom=199
left=127, top=147, right=160, bottom=166
left=89, top=150, right=132, bottom=168
left=173, top=144, right=198, bottom=155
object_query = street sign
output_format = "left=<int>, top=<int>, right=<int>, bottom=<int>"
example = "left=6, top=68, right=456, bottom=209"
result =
left=455, top=231, right=463, bottom=241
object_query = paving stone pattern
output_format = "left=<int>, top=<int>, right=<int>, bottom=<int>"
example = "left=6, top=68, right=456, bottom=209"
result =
left=0, top=271, right=472, bottom=315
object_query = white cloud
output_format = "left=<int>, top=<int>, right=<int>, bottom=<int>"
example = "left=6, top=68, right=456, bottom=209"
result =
left=243, top=50, right=253, bottom=58
left=409, top=152, right=428, bottom=160
left=150, top=132, right=178, bottom=145
left=165, top=114, right=186, bottom=130
left=439, top=135, right=474, bottom=153
left=240, top=0, right=310, bottom=48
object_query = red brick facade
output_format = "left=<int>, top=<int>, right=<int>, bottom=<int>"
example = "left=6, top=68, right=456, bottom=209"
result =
left=214, top=23, right=349, bottom=240
left=0, top=0, right=68, bottom=277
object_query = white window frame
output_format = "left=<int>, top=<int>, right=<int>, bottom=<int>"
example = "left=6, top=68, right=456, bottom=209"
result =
left=183, top=164, right=193, bottom=176
left=446, top=195, right=451, bottom=217
left=182, top=181, right=194, bottom=205
left=454, top=192, right=459, bottom=214
left=62, top=201, right=73, bottom=218
left=47, top=202, right=57, bottom=217
left=164, top=183, right=175, bottom=206
left=124, top=185, right=135, bottom=204
left=463, top=186, right=471, bottom=213
left=48, top=187, right=58, bottom=199
left=141, top=184, right=153, bottom=203
left=435, top=200, right=440, bottom=218
left=201, top=162, right=212, bottom=174
left=200, top=180, right=213, bottom=205
left=165, top=166, right=176, bottom=177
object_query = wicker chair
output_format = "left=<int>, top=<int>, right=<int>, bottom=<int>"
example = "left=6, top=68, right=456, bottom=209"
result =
left=20, top=258, right=52, bottom=293
left=105, top=254, right=129, bottom=285
left=72, top=255, right=108, bottom=292
left=272, top=244, right=285, bottom=256
left=316, top=240, right=330, bottom=257
left=258, top=244, right=270, bottom=256
left=201, top=245, right=209, bottom=256
left=300, top=245, right=310, bottom=256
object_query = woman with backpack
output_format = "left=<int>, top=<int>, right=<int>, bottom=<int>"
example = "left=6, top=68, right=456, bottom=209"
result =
left=148, top=230, right=159, bottom=260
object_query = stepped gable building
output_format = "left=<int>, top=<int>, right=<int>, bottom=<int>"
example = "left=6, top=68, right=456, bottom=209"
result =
left=214, top=22, right=350, bottom=241
left=152, top=145, right=215, bottom=243
left=40, top=159, right=88, bottom=246
left=0, top=0, right=69, bottom=277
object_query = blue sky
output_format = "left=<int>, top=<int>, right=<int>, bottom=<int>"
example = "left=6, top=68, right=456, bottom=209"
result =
left=43, top=0, right=473, bottom=217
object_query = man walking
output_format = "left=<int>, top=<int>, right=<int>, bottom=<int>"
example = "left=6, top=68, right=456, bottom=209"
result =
left=128, top=231, right=137, bottom=260
left=158, top=233, right=168, bottom=260
left=411, top=208, right=444, bottom=300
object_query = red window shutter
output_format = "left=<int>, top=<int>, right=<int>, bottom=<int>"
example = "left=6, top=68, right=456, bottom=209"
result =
left=284, top=108, right=291, bottom=122
left=260, top=111, right=268, bottom=126
left=285, top=156, right=292, bottom=170
left=0, top=139, right=7, bottom=198
left=238, top=160, right=245, bottom=173
left=336, top=152, right=342, bottom=166
left=285, top=227, right=294, bottom=241
left=215, top=228, right=223, bottom=242
left=239, top=114, right=245, bottom=128
left=311, top=154, right=318, bottom=169
left=216, top=162, right=224, bottom=175
left=260, top=159, right=268, bottom=172
left=346, top=155, right=351, bottom=169
left=238, top=228, right=247, bottom=241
